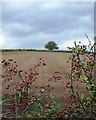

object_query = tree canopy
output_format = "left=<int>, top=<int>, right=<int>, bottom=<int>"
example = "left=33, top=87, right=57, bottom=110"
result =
left=45, top=41, right=59, bottom=51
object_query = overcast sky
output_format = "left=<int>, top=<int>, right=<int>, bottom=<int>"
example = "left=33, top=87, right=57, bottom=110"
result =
left=0, top=1, right=94, bottom=50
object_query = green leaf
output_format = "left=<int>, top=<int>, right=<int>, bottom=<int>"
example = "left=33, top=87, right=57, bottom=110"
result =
left=48, top=109, right=52, bottom=113
left=80, top=75, right=88, bottom=82
left=26, top=113, right=32, bottom=118
left=0, top=97, right=2, bottom=101
left=29, top=102, right=42, bottom=111
left=75, top=71, right=81, bottom=78
left=4, top=95, right=10, bottom=101
left=72, top=52, right=77, bottom=58
left=0, top=95, right=11, bottom=105
left=0, top=97, right=2, bottom=105
left=51, top=101, right=61, bottom=111
left=16, top=93, right=22, bottom=100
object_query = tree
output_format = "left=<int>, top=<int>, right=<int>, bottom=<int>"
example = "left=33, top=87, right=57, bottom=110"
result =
left=45, top=41, right=59, bottom=51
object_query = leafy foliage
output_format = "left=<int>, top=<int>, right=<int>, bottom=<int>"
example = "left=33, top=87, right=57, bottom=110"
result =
left=1, top=38, right=96, bottom=119
left=45, top=41, right=59, bottom=51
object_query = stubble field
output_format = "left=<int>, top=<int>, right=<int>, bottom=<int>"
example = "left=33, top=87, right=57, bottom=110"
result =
left=2, top=51, right=87, bottom=102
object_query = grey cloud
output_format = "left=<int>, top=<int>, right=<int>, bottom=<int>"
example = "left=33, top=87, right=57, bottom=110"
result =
left=2, top=2, right=94, bottom=49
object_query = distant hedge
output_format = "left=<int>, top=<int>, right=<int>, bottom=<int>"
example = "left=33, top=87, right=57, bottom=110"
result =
left=1, top=49, right=73, bottom=53
left=1, top=49, right=91, bottom=54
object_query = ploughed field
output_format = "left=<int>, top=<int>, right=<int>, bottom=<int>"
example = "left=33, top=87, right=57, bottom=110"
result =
left=2, top=51, right=87, bottom=102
